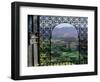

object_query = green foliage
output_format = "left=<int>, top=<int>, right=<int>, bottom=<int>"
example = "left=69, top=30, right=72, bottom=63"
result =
left=39, top=38, right=87, bottom=65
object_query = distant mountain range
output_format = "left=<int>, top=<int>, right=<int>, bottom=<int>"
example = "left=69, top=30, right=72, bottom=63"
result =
left=52, top=26, right=78, bottom=39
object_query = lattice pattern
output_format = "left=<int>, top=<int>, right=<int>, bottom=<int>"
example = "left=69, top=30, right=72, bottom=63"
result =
left=39, top=16, right=88, bottom=64
left=39, top=16, right=88, bottom=40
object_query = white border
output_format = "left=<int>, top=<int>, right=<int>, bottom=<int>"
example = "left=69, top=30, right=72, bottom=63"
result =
left=20, top=6, right=95, bottom=76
